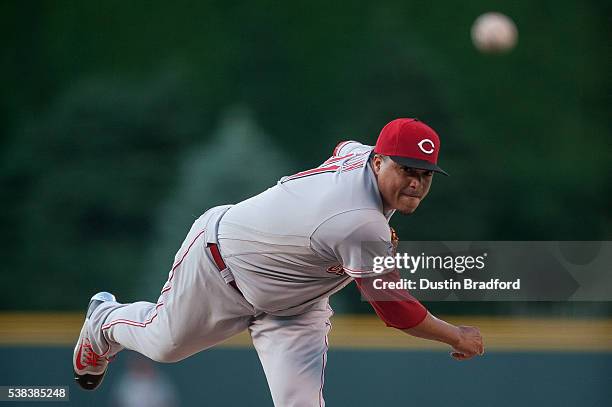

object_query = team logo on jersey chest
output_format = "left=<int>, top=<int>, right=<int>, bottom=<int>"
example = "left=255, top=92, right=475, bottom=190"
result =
left=326, top=264, right=345, bottom=275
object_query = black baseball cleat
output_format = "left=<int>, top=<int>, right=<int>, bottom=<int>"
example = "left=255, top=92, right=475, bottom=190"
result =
left=73, top=291, right=117, bottom=390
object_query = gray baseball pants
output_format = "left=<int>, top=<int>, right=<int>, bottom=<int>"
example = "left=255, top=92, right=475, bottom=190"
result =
left=86, top=212, right=333, bottom=407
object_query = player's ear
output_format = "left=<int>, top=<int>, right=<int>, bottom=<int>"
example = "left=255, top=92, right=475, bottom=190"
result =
left=371, top=154, right=384, bottom=176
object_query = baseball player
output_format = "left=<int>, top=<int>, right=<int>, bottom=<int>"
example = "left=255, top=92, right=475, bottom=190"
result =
left=73, top=118, right=484, bottom=406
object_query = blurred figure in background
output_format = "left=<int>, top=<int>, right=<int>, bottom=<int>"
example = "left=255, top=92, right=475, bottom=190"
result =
left=110, top=355, right=179, bottom=407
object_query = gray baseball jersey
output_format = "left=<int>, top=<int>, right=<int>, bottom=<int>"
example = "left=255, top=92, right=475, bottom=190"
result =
left=218, top=141, right=396, bottom=315
left=84, top=141, right=399, bottom=406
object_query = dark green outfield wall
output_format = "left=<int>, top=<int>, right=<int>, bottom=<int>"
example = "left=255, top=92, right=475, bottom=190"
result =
left=1, top=347, right=610, bottom=406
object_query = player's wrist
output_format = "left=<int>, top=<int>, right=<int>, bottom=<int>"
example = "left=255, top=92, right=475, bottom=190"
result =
left=446, top=325, right=462, bottom=347
left=430, top=319, right=461, bottom=347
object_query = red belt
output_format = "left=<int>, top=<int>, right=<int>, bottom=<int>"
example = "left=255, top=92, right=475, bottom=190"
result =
left=208, top=243, right=241, bottom=293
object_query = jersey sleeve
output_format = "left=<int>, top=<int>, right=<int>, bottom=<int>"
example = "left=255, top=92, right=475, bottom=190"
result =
left=354, top=271, right=428, bottom=329
left=311, top=210, right=395, bottom=278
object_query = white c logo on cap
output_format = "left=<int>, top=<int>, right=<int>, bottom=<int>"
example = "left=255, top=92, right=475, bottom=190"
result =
left=418, top=139, right=435, bottom=154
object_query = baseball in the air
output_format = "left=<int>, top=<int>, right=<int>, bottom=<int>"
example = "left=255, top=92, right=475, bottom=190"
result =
left=471, top=12, right=518, bottom=53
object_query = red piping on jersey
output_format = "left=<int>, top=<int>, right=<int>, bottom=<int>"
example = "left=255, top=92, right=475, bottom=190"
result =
left=342, top=161, right=367, bottom=172
left=344, top=159, right=366, bottom=167
left=343, top=158, right=366, bottom=166
left=323, top=152, right=354, bottom=165
left=284, top=165, right=340, bottom=182
left=343, top=166, right=364, bottom=173
left=333, top=140, right=351, bottom=156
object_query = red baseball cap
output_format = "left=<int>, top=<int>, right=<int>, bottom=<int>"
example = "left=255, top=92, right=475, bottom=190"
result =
left=374, top=118, right=448, bottom=176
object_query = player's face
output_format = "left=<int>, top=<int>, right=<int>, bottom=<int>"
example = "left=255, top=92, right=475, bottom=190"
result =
left=372, top=155, right=433, bottom=214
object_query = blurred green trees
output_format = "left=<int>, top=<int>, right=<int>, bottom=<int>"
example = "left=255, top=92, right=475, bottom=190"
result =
left=1, top=75, right=210, bottom=308
left=0, top=1, right=609, bottom=311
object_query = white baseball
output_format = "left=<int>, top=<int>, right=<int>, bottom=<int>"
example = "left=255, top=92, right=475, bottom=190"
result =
left=471, top=12, right=518, bottom=53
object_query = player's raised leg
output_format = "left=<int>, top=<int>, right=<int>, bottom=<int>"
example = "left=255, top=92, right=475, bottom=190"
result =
left=250, top=299, right=333, bottom=407
left=73, top=213, right=255, bottom=390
